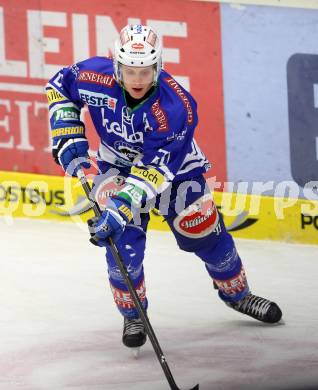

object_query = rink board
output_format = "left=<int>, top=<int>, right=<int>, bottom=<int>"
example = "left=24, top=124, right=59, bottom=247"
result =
left=0, top=170, right=317, bottom=245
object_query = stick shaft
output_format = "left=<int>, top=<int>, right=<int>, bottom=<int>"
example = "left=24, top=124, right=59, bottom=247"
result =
left=77, top=169, right=183, bottom=390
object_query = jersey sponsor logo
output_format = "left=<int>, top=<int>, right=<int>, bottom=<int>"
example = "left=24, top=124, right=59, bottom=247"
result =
left=78, top=89, right=117, bottom=111
left=92, top=173, right=126, bottom=210
left=151, top=99, right=169, bottom=131
left=131, top=166, right=165, bottom=190
left=46, top=88, right=67, bottom=105
left=164, top=77, right=193, bottom=124
left=77, top=71, right=115, bottom=87
left=118, top=204, right=133, bottom=221
left=101, top=106, right=144, bottom=143
left=166, top=129, right=187, bottom=142
left=119, top=183, right=144, bottom=205
left=54, top=107, right=80, bottom=122
left=51, top=126, right=85, bottom=138
left=173, top=194, right=219, bottom=238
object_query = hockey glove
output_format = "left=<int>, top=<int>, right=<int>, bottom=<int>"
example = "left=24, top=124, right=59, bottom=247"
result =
left=88, top=197, right=133, bottom=246
left=52, top=137, right=90, bottom=177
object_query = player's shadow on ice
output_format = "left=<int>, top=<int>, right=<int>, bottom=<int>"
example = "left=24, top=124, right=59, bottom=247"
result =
left=226, top=319, right=286, bottom=327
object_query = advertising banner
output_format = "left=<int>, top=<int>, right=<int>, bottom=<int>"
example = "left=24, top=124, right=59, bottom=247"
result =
left=0, top=0, right=226, bottom=181
left=1, top=170, right=317, bottom=244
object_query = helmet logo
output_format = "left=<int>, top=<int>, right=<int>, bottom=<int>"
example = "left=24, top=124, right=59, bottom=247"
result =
left=135, top=25, right=143, bottom=34
left=120, top=30, right=130, bottom=46
left=146, top=30, right=157, bottom=47
left=131, top=43, right=144, bottom=50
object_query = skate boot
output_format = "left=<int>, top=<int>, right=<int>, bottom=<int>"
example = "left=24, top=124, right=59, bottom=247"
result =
left=227, top=292, right=282, bottom=323
left=122, top=317, right=147, bottom=348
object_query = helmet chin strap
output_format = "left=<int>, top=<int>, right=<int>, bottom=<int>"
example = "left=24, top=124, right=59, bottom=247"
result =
left=152, top=65, right=160, bottom=86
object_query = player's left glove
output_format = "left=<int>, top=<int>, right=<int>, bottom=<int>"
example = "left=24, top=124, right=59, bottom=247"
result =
left=88, top=197, right=133, bottom=246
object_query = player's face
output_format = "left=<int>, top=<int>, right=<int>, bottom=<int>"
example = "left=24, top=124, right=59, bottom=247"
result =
left=121, top=65, right=154, bottom=99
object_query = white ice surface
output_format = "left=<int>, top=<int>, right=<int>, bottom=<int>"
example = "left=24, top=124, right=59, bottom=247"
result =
left=1, top=218, right=318, bottom=390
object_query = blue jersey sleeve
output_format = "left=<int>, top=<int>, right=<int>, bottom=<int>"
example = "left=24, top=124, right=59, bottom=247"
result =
left=46, top=64, right=86, bottom=147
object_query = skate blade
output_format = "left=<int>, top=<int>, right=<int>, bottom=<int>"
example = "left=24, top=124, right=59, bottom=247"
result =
left=131, top=347, right=141, bottom=359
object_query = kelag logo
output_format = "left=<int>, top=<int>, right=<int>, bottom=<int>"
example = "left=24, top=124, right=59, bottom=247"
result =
left=287, top=53, right=318, bottom=187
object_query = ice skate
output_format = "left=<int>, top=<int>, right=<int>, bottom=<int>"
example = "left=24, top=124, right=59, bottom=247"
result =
left=122, top=317, right=147, bottom=353
left=227, top=292, right=282, bottom=323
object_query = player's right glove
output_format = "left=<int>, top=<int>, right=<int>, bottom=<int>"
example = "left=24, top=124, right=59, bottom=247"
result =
left=87, top=197, right=133, bottom=246
left=52, top=137, right=90, bottom=176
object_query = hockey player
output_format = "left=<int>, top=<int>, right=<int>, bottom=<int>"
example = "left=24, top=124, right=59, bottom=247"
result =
left=46, top=24, right=282, bottom=350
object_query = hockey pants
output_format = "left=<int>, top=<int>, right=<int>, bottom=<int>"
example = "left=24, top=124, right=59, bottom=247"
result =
left=103, top=175, right=250, bottom=318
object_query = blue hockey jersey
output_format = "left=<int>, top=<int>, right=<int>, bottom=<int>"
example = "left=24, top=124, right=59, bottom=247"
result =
left=46, top=57, right=210, bottom=202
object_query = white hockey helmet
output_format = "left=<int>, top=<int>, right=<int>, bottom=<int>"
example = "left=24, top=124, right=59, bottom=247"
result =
left=114, top=24, right=162, bottom=85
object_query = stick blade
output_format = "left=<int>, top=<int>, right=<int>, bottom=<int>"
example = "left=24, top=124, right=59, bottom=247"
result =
left=190, top=385, right=199, bottom=390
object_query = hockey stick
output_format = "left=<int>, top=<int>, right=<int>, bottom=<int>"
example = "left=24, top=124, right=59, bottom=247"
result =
left=76, top=168, right=199, bottom=390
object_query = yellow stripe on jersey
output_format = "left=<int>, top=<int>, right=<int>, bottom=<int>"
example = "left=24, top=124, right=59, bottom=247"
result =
left=46, top=88, right=68, bottom=105
left=118, top=204, right=133, bottom=222
left=51, top=126, right=85, bottom=138
left=130, top=166, right=165, bottom=190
